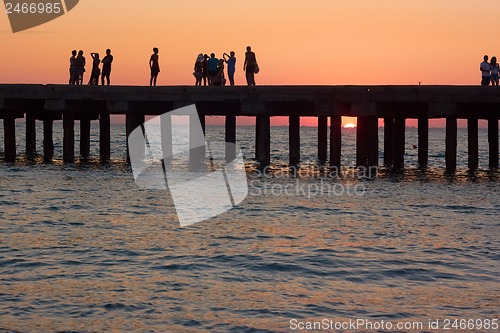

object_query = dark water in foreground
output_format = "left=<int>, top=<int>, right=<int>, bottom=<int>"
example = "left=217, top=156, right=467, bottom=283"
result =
left=0, top=124, right=498, bottom=332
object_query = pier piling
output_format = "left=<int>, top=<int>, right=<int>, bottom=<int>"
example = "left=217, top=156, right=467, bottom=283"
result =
left=329, top=115, right=341, bottom=168
left=160, top=113, right=173, bottom=163
left=80, top=118, right=91, bottom=160
left=467, top=118, right=479, bottom=171
left=289, top=115, right=300, bottom=167
left=225, top=115, right=236, bottom=162
left=255, top=115, right=271, bottom=168
left=383, top=118, right=393, bottom=166
left=26, top=113, right=36, bottom=156
left=99, top=112, right=111, bottom=163
left=445, top=117, right=457, bottom=174
left=63, top=112, right=75, bottom=163
left=317, top=116, right=328, bottom=164
left=126, top=113, right=145, bottom=162
left=393, top=118, right=406, bottom=170
left=418, top=117, right=429, bottom=168
left=3, top=116, right=16, bottom=163
left=189, top=113, right=205, bottom=167
left=43, top=119, right=54, bottom=163
left=488, top=118, right=499, bottom=169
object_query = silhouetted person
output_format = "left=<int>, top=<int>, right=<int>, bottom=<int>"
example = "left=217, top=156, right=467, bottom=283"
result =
left=150, top=47, right=160, bottom=86
left=88, top=53, right=101, bottom=85
left=194, top=54, right=204, bottom=86
left=207, top=53, right=219, bottom=86
left=480, top=55, right=490, bottom=86
left=101, top=49, right=113, bottom=85
left=490, top=56, right=499, bottom=86
left=244, top=46, right=257, bottom=86
left=223, top=51, right=236, bottom=86
left=69, top=50, right=77, bottom=85
left=75, top=50, right=86, bottom=85
left=201, top=54, right=209, bottom=86
left=212, top=59, right=226, bottom=86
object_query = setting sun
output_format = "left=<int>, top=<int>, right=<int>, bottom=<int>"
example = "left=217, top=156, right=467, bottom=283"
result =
left=344, top=123, right=356, bottom=128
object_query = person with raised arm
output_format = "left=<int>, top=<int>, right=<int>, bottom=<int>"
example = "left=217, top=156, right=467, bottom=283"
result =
left=223, top=51, right=236, bottom=86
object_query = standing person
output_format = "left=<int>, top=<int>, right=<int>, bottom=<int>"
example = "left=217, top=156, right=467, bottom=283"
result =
left=194, top=54, right=204, bottom=86
left=212, top=59, right=226, bottom=86
left=207, top=53, right=219, bottom=85
left=201, top=54, right=209, bottom=86
left=480, top=55, right=491, bottom=86
left=101, top=49, right=113, bottom=86
left=75, top=50, right=86, bottom=85
left=223, top=51, right=236, bottom=86
left=69, top=50, right=77, bottom=85
left=490, top=56, right=499, bottom=86
left=88, top=53, right=101, bottom=85
left=150, top=47, right=160, bottom=86
left=243, top=46, right=257, bottom=86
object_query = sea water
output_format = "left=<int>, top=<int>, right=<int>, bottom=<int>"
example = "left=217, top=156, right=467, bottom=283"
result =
left=0, top=122, right=498, bottom=332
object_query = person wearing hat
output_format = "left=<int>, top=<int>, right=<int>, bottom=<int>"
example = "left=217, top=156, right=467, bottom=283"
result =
left=194, top=54, right=204, bottom=86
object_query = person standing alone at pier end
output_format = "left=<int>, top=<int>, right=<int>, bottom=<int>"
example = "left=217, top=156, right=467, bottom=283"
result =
left=243, top=46, right=257, bottom=86
left=150, top=47, right=160, bottom=86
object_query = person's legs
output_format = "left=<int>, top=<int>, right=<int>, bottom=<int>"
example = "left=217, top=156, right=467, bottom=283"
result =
left=492, top=74, right=499, bottom=86
left=247, top=71, right=255, bottom=86
left=245, top=70, right=251, bottom=86
left=101, top=72, right=110, bottom=85
left=228, top=71, right=235, bottom=86
left=481, top=76, right=490, bottom=86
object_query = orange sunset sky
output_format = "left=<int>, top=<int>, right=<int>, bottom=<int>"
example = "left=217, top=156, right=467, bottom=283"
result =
left=1, top=0, right=499, bottom=127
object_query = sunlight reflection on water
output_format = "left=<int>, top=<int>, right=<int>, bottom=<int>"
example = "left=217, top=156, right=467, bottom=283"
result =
left=0, top=125, right=498, bottom=332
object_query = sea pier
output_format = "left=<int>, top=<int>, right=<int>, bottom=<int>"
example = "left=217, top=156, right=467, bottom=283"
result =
left=0, top=85, right=499, bottom=173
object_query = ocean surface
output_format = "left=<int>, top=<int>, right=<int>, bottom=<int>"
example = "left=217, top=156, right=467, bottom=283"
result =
left=0, top=122, right=498, bottom=332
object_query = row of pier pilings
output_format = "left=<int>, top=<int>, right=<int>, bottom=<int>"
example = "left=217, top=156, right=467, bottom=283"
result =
left=1, top=110, right=109, bottom=163
left=2, top=111, right=498, bottom=173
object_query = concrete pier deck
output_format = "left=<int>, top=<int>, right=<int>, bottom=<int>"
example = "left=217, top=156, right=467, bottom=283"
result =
left=0, top=84, right=499, bottom=171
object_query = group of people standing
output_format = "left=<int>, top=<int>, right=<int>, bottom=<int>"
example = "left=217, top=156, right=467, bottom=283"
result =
left=193, top=46, right=258, bottom=87
left=68, top=45, right=258, bottom=86
left=480, top=55, right=499, bottom=86
left=69, top=49, right=113, bottom=86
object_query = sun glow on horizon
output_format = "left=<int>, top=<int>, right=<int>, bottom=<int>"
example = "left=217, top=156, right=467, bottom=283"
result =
left=343, top=123, right=356, bottom=128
